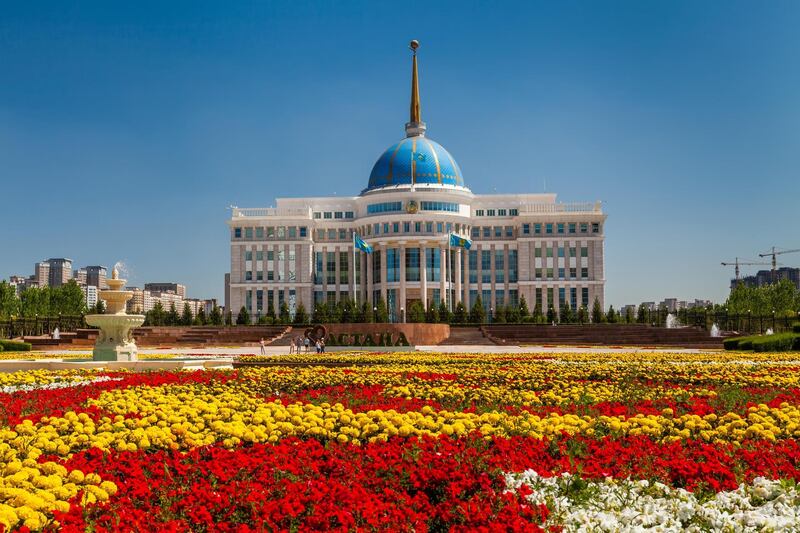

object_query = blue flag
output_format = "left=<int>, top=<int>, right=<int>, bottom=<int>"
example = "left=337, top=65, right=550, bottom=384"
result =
left=449, top=233, right=472, bottom=250
left=353, top=233, right=373, bottom=253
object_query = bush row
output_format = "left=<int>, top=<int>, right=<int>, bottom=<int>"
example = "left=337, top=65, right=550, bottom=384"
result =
left=723, top=332, right=800, bottom=352
left=0, top=339, right=32, bottom=352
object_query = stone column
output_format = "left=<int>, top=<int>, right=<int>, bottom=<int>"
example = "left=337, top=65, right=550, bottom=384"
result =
left=439, top=246, right=446, bottom=307
left=399, top=243, right=406, bottom=320
left=367, top=247, right=374, bottom=305
left=463, top=250, right=469, bottom=306
left=420, top=243, right=428, bottom=309
left=334, top=246, right=341, bottom=301
left=379, top=243, right=388, bottom=305
left=321, top=246, right=327, bottom=297
left=455, top=247, right=462, bottom=305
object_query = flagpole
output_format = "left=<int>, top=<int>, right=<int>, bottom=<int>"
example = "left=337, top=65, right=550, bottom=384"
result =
left=352, top=232, right=357, bottom=305
left=447, top=233, right=451, bottom=313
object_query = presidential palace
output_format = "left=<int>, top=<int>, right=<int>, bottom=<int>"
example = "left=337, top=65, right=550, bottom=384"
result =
left=225, top=42, right=606, bottom=322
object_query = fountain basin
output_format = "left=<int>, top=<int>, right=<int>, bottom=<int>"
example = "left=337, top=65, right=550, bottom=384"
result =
left=85, top=313, right=144, bottom=361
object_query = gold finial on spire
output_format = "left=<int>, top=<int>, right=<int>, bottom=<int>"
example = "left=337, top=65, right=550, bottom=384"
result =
left=410, top=40, right=421, bottom=123
left=406, top=40, right=426, bottom=137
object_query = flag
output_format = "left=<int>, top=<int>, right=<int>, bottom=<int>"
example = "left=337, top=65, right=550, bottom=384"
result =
left=449, top=233, right=472, bottom=250
left=353, top=233, right=373, bottom=253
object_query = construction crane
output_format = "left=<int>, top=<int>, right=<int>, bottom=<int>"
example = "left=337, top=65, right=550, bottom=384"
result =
left=721, top=258, right=772, bottom=281
left=758, top=247, right=800, bottom=282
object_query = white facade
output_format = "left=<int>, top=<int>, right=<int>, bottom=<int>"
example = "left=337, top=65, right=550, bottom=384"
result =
left=225, top=43, right=606, bottom=322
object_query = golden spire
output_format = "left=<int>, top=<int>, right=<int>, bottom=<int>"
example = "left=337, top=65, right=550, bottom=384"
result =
left=410, top=40, right=421, bottom=123
left=405, top=40, right=426, bottom=137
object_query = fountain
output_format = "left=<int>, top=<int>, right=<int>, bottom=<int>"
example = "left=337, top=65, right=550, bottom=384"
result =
left=710, top=323, right=721, bottom=337
left=665, top=313, right=680, bottom=329
left=84, top=266, right=145, bottom=361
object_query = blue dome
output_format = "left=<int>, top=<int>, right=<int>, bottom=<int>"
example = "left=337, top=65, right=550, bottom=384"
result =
left=367, top=136, right=464, bottom=191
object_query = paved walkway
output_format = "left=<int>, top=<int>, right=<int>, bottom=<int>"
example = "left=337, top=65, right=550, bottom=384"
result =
left=36, top=344, right=712, bottom=357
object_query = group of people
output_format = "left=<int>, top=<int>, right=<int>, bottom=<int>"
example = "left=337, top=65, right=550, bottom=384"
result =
left=259, top=336, right=325, bottom=354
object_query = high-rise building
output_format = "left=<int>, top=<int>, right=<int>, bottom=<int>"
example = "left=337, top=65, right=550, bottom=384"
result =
left=226, top=43, right=606, bottom=322
left=736, top=267, right=800, bottom=290
left=144, top=283, right=186, bottom=298
left=85, top=266, right=108, bottom=290
left=34, top=262, right=50, bottom=287
left=82, top=285, right=98, bottom=309
left=73, top=268, right=88, bottom=286
left=46, top=258, right=73, bottom=287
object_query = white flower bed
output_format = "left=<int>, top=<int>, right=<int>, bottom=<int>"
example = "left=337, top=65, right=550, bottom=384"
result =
left=1, top=376, right=121, bottom=394
left=506, top=470, right=800, bottom=531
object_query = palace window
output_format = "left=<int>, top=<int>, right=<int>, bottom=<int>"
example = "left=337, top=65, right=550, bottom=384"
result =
left=581, top=267, right=589, bottom=279
left=509, top=250, right=518, bottom=283
left=472, top=227, right=480, bottom=238
left=505, top=226, right=513, bottom=237
left=367, top=202, right=402, bottom=214
left=557, top=223, right=565, bottom=234
left=569, top=223, right=576, bottom=234
left=345, top=211, right=354, bottom=219
left=498, top=209, right=507, bottom=216
left=581, top=246, right=589, bottom=257
left=334, top=211, right=343, bottom=219
left=386, top=248, right=399, bottom=282
left=313, top=212, right=321, bottom=219
left=267, top=227, right=275, bottom=238
left=234, top=228, right=242, bottom=238
left=339, top=229, right=347, bottom=240
left=426, top=222, right=433, bottom=233
left=404, top=222, right=410, bottom=233
left=535, top=247, right=541, bottom=258
left=545, top=223, right=553, bottom=234
left=523, top=223, right=530, bottom=235
left=406, top=248, right=420, bottom=281
left=420, top=201, right=459, bottom=212
left=245, top=251, right=253, bottom=261
left=481, top=250, right=491, bottom=283
left=324, top=212, right=332, bottom=219
left=373, top=251, right=381, bottom=283
left=425, top=248, right=440, bottom=282
left=510, top=208, right=519, bottom=216
left=487, top=209, right=496, bottom=216
left=393, top=222, right=400, bottom=233
left=415, top=221, right=421, bottom=232
left=494, top=226, right=502, bottom=238
left=482, top=227, right=490, bottom=238
left=475, top=209, right=484, bottom=216
left=326, top=252, right=336, bottom=284
left=299, top=227, right=307, bottom=238
left=570, top=267, right=577, bottom=279
left=495, top=250, right=505, bottom=283
left=534, top=223, right=542, bottom=235
left=245, top=271, right=252, bottom=281
left=256, top=227, right=264, bottom=239
left=592, top=223, right=600, bottom=233
left=245, top=228, right=253, bottom=239
left=469, top=250, right=477, bottom=283
left=580, top=223, right=588, bottom=233
left=558, top=268, right=565, bottom=279
left=582, top=288, right=589, bottom=307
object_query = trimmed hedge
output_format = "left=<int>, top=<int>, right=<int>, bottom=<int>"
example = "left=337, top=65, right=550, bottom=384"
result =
left=793, top=322, right=800, bottom=334
left=725, top=332, right=800, bottom=352
left=0, top=340, right=32, bottom=352
left=751, top=333, right=799, bottom=352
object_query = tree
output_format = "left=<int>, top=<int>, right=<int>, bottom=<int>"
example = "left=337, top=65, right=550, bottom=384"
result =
left=225, top=310, right=233, bottom=326
left=279, top=302, right=291, bottom=324
left=426, top=300, right=440, bottom=323
left=150, top=301, right=166, bottom=326
left=195, top=306, right=207, bottom=325
left=518, top=295, right=530, bottom=323
left=577, top=305, right=589, bottom=324
left=452, top=301, right=467, bottom=324
left=166, top=302, right=179, bottom=326
left=546, top=305, right=556, bottom=324
left=236, top=306, right=250, bottom=325
left=312, top=302, right=328, bottom=324
left=625, top=306, right=635, bottom=324
left=181, top=303, right=193, bottom=326
left=20, top=286, right=50, bottom=317
left=606, top=305, right=618, bottom=324
left=438, top=300, right=451, bottom=324
left=209, top=305, right=223, bottom=326
left=591, top=297, right=605, bottom=324
left=361, top=301, right=373, bottom=323
left=494, top=305, right=507, bottom=324
left=57, top=280, right=86, bottom=315
left=560, top=302, right=574, bottom=324
left=266, top=303, right=277, bottom=324
left=375, top=297, right=389, bottom=323
left=0, top=281, right=18, bottom=318
left=469, top=296, right=485, bottom=324
left=294, top=302, right=308, bottom=325
left=94, top=299, right=106, bottom=315
left=408, top=301, right=426, bottom=323
left=340, top=298, right=354, bottom=323
left=637, top=304, right=647, bottom=324
left=507, top=303, right=520, bottom=323
left=532, top=302, right=544, bottom=324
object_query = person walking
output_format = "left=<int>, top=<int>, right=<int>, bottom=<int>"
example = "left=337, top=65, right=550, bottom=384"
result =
left=259, top=338, right=266, bottom=355
left=304, top=336, right=310, bottom=353
left=320, top=338, right=326, bottom=353
left=289, top=337, right=295, bottom=354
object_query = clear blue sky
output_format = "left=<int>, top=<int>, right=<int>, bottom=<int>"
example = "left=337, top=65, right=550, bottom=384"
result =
left=2, top=1, right=799, bottom=307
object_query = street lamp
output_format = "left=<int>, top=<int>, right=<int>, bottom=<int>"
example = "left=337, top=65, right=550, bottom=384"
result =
left=490, top=307, right=493, bottom=324
left=373, top=306, right=378, bottom=323
left=400, top=306, right=405, bottom=323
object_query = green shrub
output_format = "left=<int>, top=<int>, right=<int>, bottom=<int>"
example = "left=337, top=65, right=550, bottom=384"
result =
left=793, top=322, right=800, bottom=334
left=750, top=333, right=798, bottom=352
left=723, top=337, right=741, bottom=350
left=0, top=340, right=32, bottom=352
left=738, top=337, right=754, bottom=350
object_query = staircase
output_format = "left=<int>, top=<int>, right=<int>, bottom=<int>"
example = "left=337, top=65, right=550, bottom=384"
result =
left=482, top=324, right=725, bottom=349
left=133, top=326, right=290, bottom=346
left=25, top=328, right=99, bottom=350
left=439, top=327, right=496, bottom=345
